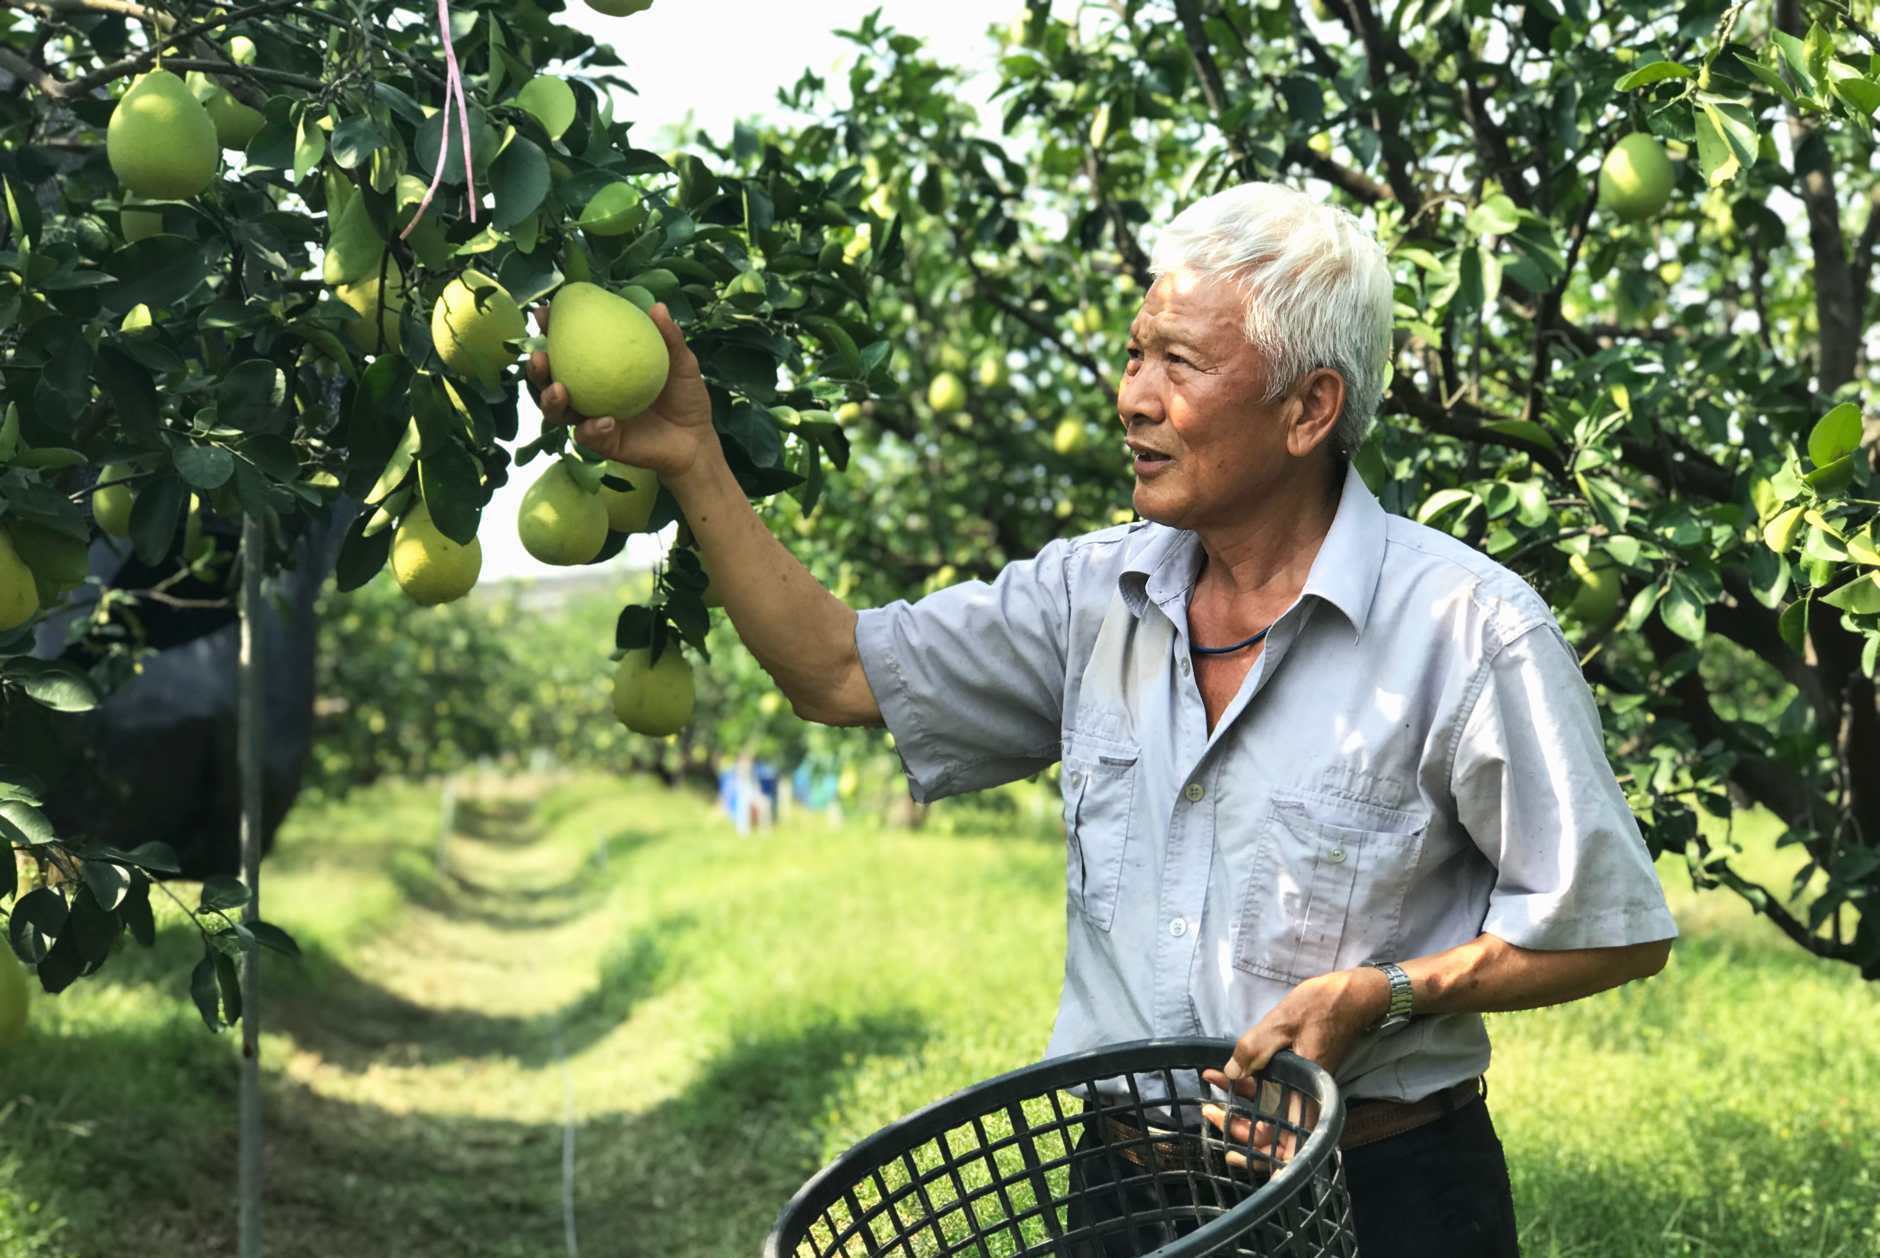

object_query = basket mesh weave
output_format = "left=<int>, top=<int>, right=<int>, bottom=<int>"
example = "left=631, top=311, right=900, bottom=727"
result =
left=764, top=1039, right=1359, bottom=1258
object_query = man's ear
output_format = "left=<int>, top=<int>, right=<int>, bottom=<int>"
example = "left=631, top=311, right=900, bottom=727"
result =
left=1285, top=368, right=1346, bottom=459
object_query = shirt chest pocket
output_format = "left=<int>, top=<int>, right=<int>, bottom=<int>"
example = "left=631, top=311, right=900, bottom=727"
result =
left=1062, top=741, right=1140, bottom=933
left=1232, top=792, right=1428, bottom=985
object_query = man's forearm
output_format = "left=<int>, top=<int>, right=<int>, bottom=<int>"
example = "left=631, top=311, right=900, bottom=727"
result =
left=1355, top=932, right=1674, bottom=1024
left=667, top=452, right=880, bottom=726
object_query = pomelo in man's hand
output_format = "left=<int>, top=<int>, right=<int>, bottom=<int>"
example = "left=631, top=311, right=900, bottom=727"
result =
left=432, top=270, right=525, bottom=385
left=0, top=529, right=40, bottom=631
left=392, top=502, right=481, bottom=605
left=108, top=69, right=219, bottom=199
left=599, top=461, right=659, bottom=533
left=518, top=460, right=609, bottom=566
left=548, top=282, right=671, bottom=420
left=611, top=646, right=694, bottom=736
left=1599, top=133, right=1674, bottom=223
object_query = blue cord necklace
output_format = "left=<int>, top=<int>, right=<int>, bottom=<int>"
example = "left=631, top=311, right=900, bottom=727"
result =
left=1191, top=624, right=1273, bottom=655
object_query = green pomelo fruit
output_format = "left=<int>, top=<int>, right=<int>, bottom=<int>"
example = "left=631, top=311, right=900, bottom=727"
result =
left=1564, top=552, right=1622, bottom=626
left=586, top=0, right=655, bottom=16
left=835, top=401, right=864, bottom=425
left=121, top=206, right=164, bottom=241
left=0, top=529, right=40, bottom=631
left=518, top=460, right=609, bottom=566
left=7, top=521, right=89, bottom=603
left=392, top=502, right=481, bottom=605
left=611, top=646, right=694, bottom=736
left=432, top=270, right=525, bottom=385
left=548, top=281, right=671, bottom=419
left=1599, top=133, right=1674, bottom=224
left=1053, top=418, right=1090, bottom=455
left=91, top=464, right=136, bottom=537
left=335, top=264, right=408, bottom=354
left=228, top=36, right=258, bottom=66
left=976, top=354, right=1007, bottom=389
left=0, top=954, right=29, bottom=1048
left=108, top=70, right=219, bottom=199
left=578, top=182, right=646, bottom=237
left=323, top=194, right=385, bottom=286
left=203, top=88, right=265, bottom=150
left=927, top=371, right=966, bottom=414
left=599, top=461, right=659, bottom=533
left=514, top=76, right=577, bottom=141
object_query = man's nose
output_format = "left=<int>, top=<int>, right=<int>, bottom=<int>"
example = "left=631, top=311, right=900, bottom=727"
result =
left=1117, top=364, right=1163, bottom=428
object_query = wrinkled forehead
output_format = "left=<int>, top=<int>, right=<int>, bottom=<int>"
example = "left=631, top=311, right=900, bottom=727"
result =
left=1129, top=266, right=1250, bottom=348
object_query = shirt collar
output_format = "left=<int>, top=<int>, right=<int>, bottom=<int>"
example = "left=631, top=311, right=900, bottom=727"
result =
left=1116, top=461, right=1387, bottom=640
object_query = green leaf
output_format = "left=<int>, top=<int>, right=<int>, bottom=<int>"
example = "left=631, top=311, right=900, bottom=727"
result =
left=190, top=955, right=223, bottom=1030
left=1660, top=574, right=1707, bottom=642
left=108, top=236, right=219, bottom=312
left=1415, top=487, right=1480, bottom=527
left=3, top=659, right=101, bottom=712
left=1830, top=75, right=1880, bottom=119
left=1465, top=194, right=1520, bottom=237
left=173, top=443, right=235, bottom=489
left=1763, top=504, right=1807, bottom=553
left=80, top=859, right=131, bottom=912
left=1807, top=402, right=1863, bottom=468
left=1804, top=456, right=1855, bottom=496
left=0, top=799, right=54, bottom=846
left=9, top=887, right=65, bottom=964
left=367, top=418, right=422, bottom=505
left=200, top=876, right=251, bottom=913
left=122, top=877, right=155, bottom=947
left=336, top=503, right=392, bottom=592
left=1479, top=419, right=1559, bottom=451
left=1772, top=31, right=1814, bottom=93
left=215, top=951, right=242, bottom=1025
left=248, top=920, right=301, bottom=959
left=1694, top=99, right=1759, bottom=189
left=491, top=137, right=549, bottom=231
left=1779, top=597, right=1811, bottom=652
left=1615, top=60, right=1694, bottom=91
left=1822, top=573, right=1880, bottom=615
left=330, top=116, right=388, bottom=168
left=292, top=109, right=326, bottom=183
left=94, top=345, right=160, bottom=435
left=66, top=883, right=118, bottom=965
left=418, top=443, right=484, bottom=545
left=98, top=842, right=181, bottom=874
left=129, top=472, right=185, bottom=564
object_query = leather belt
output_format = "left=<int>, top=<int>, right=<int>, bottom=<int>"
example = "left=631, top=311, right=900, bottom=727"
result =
left=1090, top=1075, right=1486, bottom=1171
left=1339, top=1075, right=1485, bottom=1150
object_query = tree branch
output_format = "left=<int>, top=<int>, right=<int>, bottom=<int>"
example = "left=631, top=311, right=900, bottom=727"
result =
left=1171, top=0, right=1258, bottom=181
left=13, top=0, right=309, bottom=100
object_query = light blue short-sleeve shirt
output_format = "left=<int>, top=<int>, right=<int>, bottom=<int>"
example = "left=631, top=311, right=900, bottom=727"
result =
left=854, top=463, right=1679, bottom=1103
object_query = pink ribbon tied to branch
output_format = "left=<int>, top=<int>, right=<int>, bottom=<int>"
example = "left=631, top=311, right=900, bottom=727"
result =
left=399, top=0, right=476, bottom=240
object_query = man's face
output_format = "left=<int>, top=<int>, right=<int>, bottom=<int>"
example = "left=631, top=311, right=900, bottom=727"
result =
left=1117, top=268, right=1299, bottom=532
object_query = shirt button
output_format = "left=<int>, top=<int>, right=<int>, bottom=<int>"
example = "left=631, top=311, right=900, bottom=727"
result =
left=1184, top=782, right=1205, bottom=803
left=1179, top=657, right=1191, bottom=676
left=1328, top=847, right=1347, bottom=864
left=1169, top=917, right=1188, bottom=937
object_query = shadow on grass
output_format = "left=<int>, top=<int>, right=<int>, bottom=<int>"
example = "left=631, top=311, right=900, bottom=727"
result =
left=570, top=1007, right=935, bottom=1257
left=0, top=1017, right=581, bottom=1258
left=265, top=909, right=701, bottom=1073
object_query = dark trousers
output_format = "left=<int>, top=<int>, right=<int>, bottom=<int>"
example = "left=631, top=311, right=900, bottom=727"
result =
left=1064, top=1094, right=1521, bottom=1257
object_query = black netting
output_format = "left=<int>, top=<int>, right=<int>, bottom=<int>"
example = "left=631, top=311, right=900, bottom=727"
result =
left=765, top=1040, right=1359, bottom=1258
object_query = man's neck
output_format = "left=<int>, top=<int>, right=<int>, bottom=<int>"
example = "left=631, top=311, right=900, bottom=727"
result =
left=1191, top=457, right=1344, bottom=611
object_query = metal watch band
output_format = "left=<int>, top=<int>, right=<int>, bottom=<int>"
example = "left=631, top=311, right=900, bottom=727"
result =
left=1362, top=959, right=1414, bottom=1032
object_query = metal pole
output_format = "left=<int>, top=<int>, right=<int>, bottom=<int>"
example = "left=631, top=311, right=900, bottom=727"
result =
left=238, top=512, right=265, bottom=1258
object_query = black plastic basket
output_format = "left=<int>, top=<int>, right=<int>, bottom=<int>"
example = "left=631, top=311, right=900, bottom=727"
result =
left=764, top=1038, right=1358, bottom=1258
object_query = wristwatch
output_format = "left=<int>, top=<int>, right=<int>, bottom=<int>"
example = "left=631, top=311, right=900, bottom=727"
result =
left=1361, top=959, right=1415, bottom=1033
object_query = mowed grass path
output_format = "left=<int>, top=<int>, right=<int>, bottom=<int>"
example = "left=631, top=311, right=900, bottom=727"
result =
left=2, top=772, right=1876, bottom=1257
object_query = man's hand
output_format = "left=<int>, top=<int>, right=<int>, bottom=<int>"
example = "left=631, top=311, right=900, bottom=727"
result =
left=1198, top=967, right=1387, bottom=1172
left=525, top=301, right=719, bottom=489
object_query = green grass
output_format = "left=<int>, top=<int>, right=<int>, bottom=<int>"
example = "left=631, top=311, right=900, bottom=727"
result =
left=2, top=773, right=1876, bottom=1257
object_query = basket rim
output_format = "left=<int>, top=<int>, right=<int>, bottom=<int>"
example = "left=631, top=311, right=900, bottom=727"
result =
left=761, top=1036, right=1347, bottom=1258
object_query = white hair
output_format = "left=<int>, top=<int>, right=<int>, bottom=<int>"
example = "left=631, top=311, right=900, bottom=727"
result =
left=1148, top=182, right=1394, bottom=458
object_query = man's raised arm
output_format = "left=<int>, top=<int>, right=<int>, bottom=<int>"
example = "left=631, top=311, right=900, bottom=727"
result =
left=527, top=302, right=881, bottom=729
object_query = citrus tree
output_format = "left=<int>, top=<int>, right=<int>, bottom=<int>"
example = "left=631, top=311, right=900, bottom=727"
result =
left=753, top=1, right=1879, bottom=976
left=0, top=0, right=890, bottom=1023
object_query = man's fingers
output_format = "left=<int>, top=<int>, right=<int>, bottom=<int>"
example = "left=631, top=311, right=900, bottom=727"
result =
left=532, top=303, right=551, bottom=333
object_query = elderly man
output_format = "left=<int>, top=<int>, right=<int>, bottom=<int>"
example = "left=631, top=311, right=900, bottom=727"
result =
left=530, top=181, right=1678, bottom=1257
